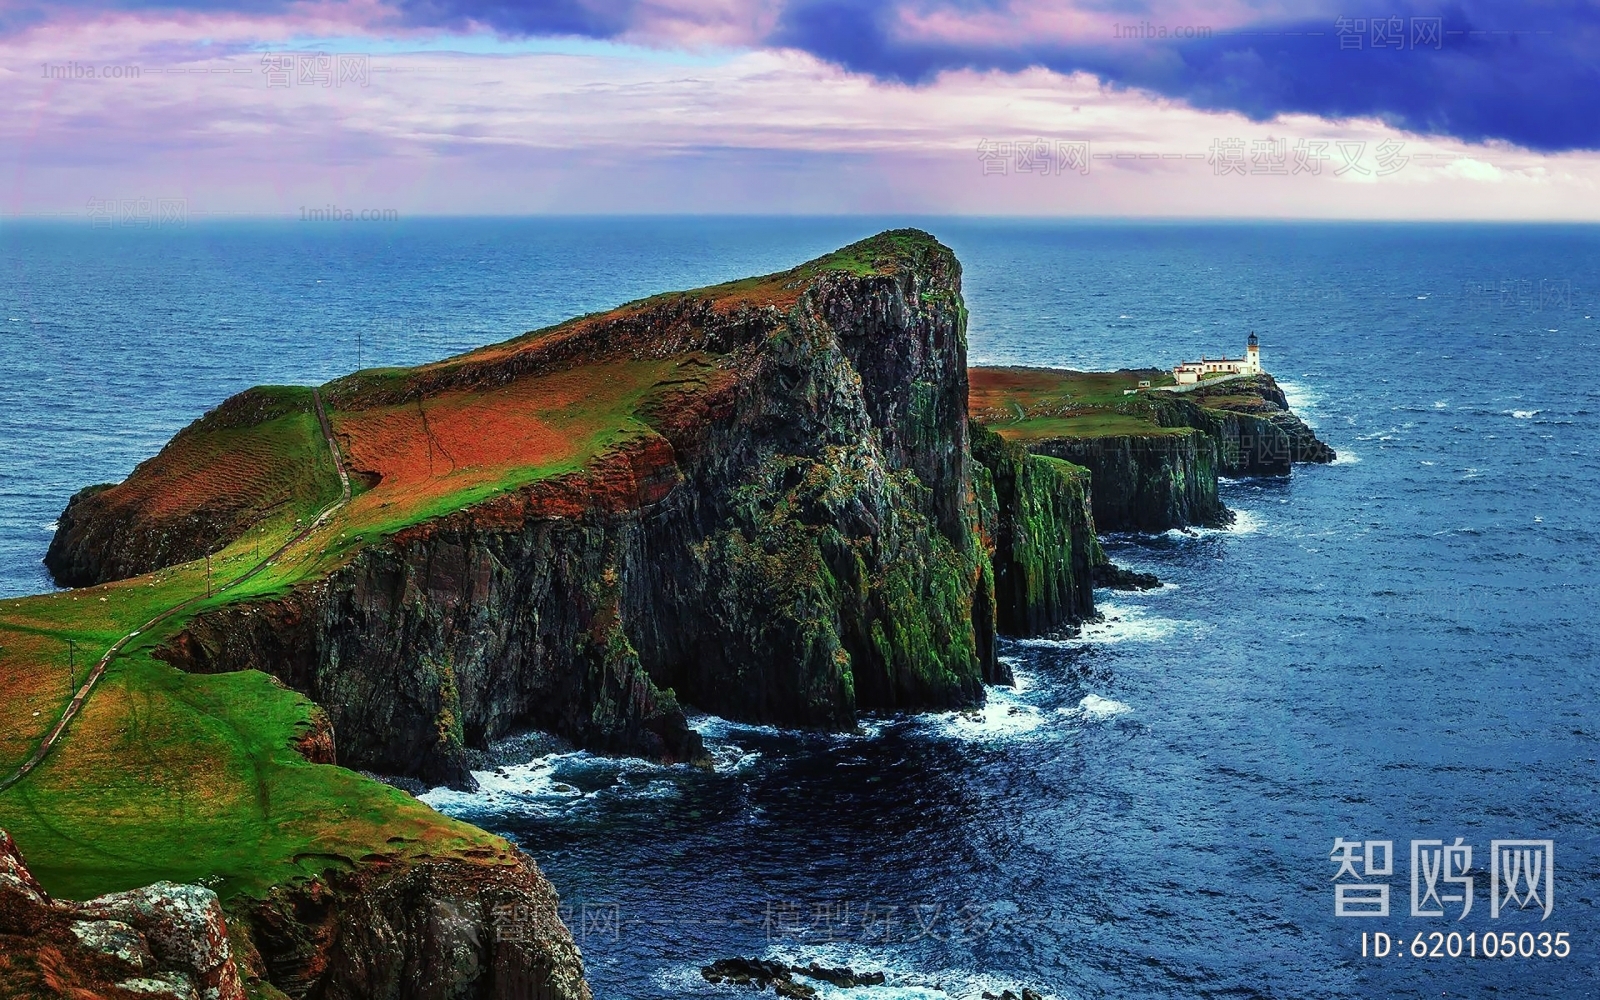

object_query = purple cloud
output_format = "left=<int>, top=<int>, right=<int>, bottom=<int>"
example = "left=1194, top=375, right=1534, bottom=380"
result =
left=3, top=0, right=1596, bottom=152
left=768, top=0, right=1600, bottom=152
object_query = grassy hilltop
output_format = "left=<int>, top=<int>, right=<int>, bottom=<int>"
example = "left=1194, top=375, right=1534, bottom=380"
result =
left=969, top=366, right=1189, bottom=440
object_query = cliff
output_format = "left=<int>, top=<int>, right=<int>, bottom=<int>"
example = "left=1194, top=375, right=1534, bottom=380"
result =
left=233, top=848, right=588, bottom=1000
left=45, top=388, right=344, bottom=589
left=1, top=825, right=585, bottom=1000
left=101, top=230, right=1003, bottom=791
left=1174, top=374, right=1336, bottom=468
left=969, top=423, right=1101, bottom=637
left=1025, top=429, right=1226, bottom=533
left=969, top=367, right=1332, bottom=532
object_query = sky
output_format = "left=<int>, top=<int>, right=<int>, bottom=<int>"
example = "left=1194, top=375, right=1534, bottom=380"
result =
left=1, top=0, right=1597, bottom=218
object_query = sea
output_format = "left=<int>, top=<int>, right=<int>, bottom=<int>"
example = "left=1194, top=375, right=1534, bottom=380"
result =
left=2, top=219, right=1597, bottom=998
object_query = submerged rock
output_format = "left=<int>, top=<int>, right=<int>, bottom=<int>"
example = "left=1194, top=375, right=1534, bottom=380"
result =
left=701, top=957, right=888, bottom=994
left=1092, top=562, right=1162, bottom=591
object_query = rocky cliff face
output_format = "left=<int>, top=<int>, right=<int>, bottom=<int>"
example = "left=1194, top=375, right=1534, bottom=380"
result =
left=1025, top=429, right=1228, bottom=534
left=146, top=232, right=998, bottom=790
left=1177, top=374, right=1336, bottom=467
left=969, top=423, right=1101, bottom=636
left=990, top=374, right=1333, bottom=533
left=0, top=827, right=586, bottom=1000
left=232, top=850, right=590, bottom=1000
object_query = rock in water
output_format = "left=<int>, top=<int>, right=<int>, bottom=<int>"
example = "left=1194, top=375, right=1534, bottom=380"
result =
left=1093, top=562, right=1162, bottom=591
left=701, top=957, right=888, bottom=995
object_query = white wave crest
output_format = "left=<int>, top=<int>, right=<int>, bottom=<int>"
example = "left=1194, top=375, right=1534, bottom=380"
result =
left=419, top=750, right=690, bottom=819
left=1066, top=694, right=1133, bottom=720
left=918, top=682, right=1047, bottom=742
left=656, top=942, right=1062, bottom=1000
left=1275, top=379, right=1320, bottom=426
left=1161, top=508, right=1262, bottom=539
left=1019, top=601, right=1195, bottom=646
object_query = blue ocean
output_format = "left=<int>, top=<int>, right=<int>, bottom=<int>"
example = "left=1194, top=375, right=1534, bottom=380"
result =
left=2, top=219, right=1596, bottom=998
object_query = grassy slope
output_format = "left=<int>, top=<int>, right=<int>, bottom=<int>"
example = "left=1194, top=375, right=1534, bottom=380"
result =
left=0, top=405, right=514, bottom=900
left=969, top=366, right=1192, bottom=441
left=0, top=232, right=929, bottom=903
left=0, top=357, right=703, bottom=901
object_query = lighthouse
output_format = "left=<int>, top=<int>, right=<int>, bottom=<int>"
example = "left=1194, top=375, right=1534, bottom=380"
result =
left=1171, top=332, right=1265, bottom=385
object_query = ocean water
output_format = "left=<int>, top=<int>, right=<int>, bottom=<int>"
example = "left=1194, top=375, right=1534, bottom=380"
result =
left=3, top=219, right=1599, bottom=998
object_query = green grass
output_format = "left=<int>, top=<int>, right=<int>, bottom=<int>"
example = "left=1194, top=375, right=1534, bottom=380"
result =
left=0, top=358, right=701, bottom=903
left=969, top=366, right=1188, bottom=441
left=1, top=644, right=500, bottom=901
left=90, top=387, right=343, bottom=551
left=0, top=516, right=516, bottom=901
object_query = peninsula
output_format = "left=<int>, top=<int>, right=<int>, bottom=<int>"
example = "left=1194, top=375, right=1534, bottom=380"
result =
left=0, top=231, right=1332, bottom=999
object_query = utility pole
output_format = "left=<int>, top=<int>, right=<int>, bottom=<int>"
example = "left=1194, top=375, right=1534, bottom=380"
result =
left=66, top=638, right=76, bottom=698
left=206, top=553, right=213, bottom=597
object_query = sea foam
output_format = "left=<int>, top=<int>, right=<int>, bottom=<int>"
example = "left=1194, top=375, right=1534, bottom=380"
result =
left=419, top=749, right=700, bottom=820
left=656, top=942, right=1062, bottom=1000
left=1067, top=694, right=1133, bottom=720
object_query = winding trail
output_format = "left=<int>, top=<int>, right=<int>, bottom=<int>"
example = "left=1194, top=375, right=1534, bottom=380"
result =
left=0, top=389, right=350, bottom=794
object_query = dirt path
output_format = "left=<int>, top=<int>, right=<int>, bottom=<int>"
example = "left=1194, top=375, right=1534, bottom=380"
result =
left=0, top=389, right=350, bottom=794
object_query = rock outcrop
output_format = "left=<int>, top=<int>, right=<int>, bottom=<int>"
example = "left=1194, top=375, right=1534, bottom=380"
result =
left=0, top=829, right=245, bottom=1000
left=1178, top=373, right=1335, bottom=467
left=231, top=850, right=590, bottom=1000
left=1026, top=428, right=1228, bottom=533
left=0, top=827, right=589, bottom=1000
left=974, top=371, right=1333, bottom=533
left=701, top=957, right=888, bottom=997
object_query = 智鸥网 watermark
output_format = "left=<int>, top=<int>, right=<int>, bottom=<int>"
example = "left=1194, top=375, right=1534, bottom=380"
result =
left=86, top=197, right=186, bottom=228
left=1330, top=836, right=1570, bottom=960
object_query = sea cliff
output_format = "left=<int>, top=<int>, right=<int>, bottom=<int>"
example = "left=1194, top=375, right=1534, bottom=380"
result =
left=969, top=423, right=1101, bottom=637
left=134, top=231, right=1005, bottom=791
left=969, top=368, right=1333, bottom=532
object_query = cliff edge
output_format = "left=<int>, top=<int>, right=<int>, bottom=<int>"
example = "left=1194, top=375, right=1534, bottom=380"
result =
left=970, top=367, right=1333, bottom=532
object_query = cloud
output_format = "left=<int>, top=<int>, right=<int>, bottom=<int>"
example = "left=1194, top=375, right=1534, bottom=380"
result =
left=770, top=0, right=1600, bottom=152
left=390, top=0, right=633, bottom=37
left=290, top=0, right=1598, bottom=152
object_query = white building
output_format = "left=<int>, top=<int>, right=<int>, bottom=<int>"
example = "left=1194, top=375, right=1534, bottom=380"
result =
left=1174, top=333, right=1261, bottom=385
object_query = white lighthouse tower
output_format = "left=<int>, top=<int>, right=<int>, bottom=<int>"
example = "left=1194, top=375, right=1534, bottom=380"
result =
left=1171, top=332, right=1264, bottom=385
